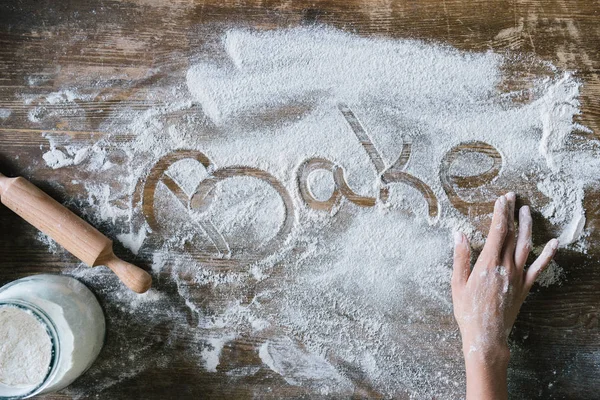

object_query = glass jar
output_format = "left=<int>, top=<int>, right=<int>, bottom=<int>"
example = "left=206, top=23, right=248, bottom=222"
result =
left=0, top=274, right=105, bottom=399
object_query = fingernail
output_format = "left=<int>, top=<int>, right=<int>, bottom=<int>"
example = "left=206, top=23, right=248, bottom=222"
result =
left=550, top=238, right=559, bottom=250
left=496, top=195, right=506, bottom=206
left=520, top=205, right=530, bottom=215
left=454, top=231, right=463, bottom=245
left=506, top=192, right=515, bottom=202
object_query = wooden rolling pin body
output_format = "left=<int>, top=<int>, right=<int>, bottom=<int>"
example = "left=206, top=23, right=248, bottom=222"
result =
left=0, top=173, right=152, bottom=293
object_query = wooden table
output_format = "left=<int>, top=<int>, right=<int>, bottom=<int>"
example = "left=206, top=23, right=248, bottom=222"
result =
left=1, top=1, right=600, bottom=398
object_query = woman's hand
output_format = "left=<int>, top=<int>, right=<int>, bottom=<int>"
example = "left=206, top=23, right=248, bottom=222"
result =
left=452, top=192, right=558, bottom=399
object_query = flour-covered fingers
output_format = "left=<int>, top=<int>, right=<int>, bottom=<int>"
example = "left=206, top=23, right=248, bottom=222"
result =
left=481, top=195, right=508, bottom=263
left=452, top=232, right=471, bottom=290
left=515, top=205, right=532, bottom=270
left=502, top=192, right=517, bottom=267
left=524, top=239, right=559, bottom=290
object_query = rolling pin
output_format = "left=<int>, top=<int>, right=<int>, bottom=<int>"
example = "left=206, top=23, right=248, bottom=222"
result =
left=0, top=173, right=152, bottom=293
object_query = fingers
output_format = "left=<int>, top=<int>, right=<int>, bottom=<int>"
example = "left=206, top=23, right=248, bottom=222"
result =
left=502, top=192, right=517, bottom=266
left=524, top=239, right=559, bottom=290
left=452, top=232, right=471, bottom=289
left=481, top=195, right=509, bottom=263
left=514, top=205, right=532, bottom=269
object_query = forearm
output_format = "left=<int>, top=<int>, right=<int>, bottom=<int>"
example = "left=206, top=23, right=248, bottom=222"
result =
left=464, top=346, right=510, bottom=400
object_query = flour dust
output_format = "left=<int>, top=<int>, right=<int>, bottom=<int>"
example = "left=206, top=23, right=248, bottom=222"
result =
left=22, top=27, right=600, bottom=398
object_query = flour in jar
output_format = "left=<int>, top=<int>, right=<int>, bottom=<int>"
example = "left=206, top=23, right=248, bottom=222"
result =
left=0, top=306, right=52, bottom=388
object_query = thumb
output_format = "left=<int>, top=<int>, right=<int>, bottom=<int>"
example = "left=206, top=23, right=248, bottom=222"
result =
left=452, top=232, right=471, bottom=290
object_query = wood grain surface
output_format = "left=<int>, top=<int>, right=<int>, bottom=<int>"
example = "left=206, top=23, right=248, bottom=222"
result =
left=1, top=0, right=600, bottom=399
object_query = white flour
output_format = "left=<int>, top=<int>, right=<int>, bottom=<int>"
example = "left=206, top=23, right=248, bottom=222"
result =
left=258, top=337, right=353, bottom=394
left=27, top=27, right=599, bottom=397
left=0, top=108, right=11, bottom=119
left=201, top=335, right=236, bottom=373
left=0, top=306, right=52, bottom=388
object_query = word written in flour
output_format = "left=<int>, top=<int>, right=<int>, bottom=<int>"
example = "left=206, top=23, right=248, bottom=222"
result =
left=299, top=104, right=439, bottom=216
left=300, top=104, right=505, bottom=220
left=134, top=104, right=504, bottom=265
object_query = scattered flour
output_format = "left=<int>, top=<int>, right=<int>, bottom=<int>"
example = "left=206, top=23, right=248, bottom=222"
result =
left=42, top=132, right=107, bottom=170
left=0, top=306, right=52, bottom=388
left=42, top=149, right=73, bottom=170
left=28, top=27, right=600, bottom=398
left=258, top=337, right=353, bottom=394
left=538, top=176, right=587, bottom=246
left=0, top=109, right=11, bottom=119
left=116, top=229, right=147, bottom=255
left=34, top=232, right=61, bottom=255
left=201, top=335, right=236, bottom=373
left=27, top=89, right=97, bottom=126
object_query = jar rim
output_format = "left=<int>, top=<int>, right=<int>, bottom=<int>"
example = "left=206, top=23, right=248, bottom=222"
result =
left=0, top=300, right=61, bottom=399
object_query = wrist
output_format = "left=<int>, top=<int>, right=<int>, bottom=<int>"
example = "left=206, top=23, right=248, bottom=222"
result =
left=463, top=343, right=509, bottom=400
left=463, top=341, right=510, bottom=368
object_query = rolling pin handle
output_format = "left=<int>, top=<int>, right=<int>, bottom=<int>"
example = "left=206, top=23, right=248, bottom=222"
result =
left=100, top=252, right=152, bottom=294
